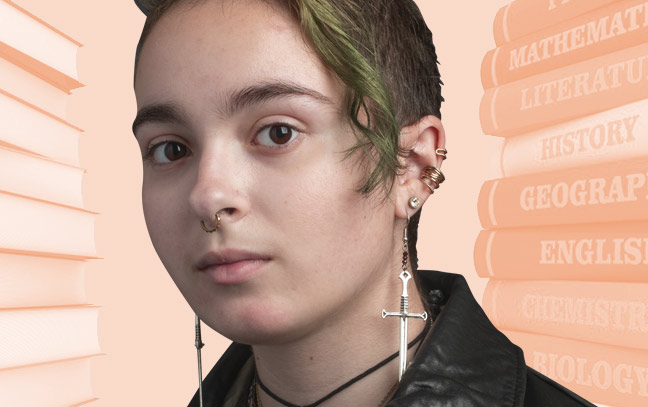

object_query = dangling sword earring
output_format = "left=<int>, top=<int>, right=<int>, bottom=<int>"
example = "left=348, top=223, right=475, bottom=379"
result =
left=382, top=211, right=428, bottom=381
left=195, top=314, right=204, bottom=407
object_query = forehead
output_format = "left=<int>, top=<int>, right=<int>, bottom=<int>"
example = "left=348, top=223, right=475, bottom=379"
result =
left=134, top=0, right=342, bottom=111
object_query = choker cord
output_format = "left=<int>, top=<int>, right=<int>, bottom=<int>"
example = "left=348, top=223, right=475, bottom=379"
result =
left=255, top=320, right=431, bottom=407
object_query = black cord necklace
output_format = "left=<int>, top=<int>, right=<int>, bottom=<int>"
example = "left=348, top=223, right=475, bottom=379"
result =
left=253, top=321, right=431, bottom=407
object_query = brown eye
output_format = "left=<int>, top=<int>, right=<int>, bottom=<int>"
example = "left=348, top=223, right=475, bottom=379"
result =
left=256, top=123, right=299, bottom=148
left=164, top=142, right=187, bottom=161
left=269, top=125, right=292, bottom=144
left=147, top=141, right=188, bottom=164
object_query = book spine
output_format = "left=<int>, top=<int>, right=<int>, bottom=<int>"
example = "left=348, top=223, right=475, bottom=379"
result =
left=493, top=0, right=619, bottom=46
left=0, top=358, right=96, bottom=407
left=0, top=91, right=81, bottom=167
left=0, top=146, right=85, bottom=208
left=483, top=279, right=648, bottom=349
left=500, top=98, right=647, bottom=177
left=0, top=191, right=97, bottom=257
left=485, top=0, right=648, bottom=89
left=474, top=221, right=648, bottom=280
left=504, top=329, right=648, bottom=406
left=0, top=306, right=100, bottom=369
left=0, top=0, right=82, bottom=88
left=480, top=41, right=648, bottom=137
left=477, top=156, right=648, bottom=228
left=0, top=56, right=69, bottom=118
left=0, top=251, right=86, bottom=308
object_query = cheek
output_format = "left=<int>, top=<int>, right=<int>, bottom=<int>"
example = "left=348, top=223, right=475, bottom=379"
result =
left=142, top=174, right=190, bottom=229
left=142, top=187, right=196, bottom=301
left=142, top=185, right=168, bottom=238
left=259, top=147, right=383, bottom=265
left=141, top=183, right=186, bottom=269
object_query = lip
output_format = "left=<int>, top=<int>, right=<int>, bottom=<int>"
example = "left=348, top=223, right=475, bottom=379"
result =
left=196, top=249, right=271, bottom=285
left=203, top=259, right=270, bottom=285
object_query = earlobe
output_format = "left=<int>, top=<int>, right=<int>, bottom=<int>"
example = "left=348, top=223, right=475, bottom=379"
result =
left=408, top=196, right=421, bottom=209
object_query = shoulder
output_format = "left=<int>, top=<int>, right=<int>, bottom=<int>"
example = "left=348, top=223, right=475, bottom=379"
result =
left=392, top=270, right=597, bottom=407
left=523, top=367, right=596, bottom=407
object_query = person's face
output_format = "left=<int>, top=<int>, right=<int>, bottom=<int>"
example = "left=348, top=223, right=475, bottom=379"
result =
left=134, top=0, right=399, bottom=344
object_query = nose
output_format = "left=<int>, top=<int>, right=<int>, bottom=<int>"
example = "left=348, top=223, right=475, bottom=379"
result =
left=188, top=144, right=250, bottom=231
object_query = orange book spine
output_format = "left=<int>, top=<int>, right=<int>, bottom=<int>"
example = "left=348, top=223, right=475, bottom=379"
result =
left=480, top=41, right=648, bottom=137
left=504, top=329, right=648, bottom=406
left=483, top=279, right=648, bottom=349
left=0, top=90, right=82, bottom=167
left=484, top=0, right=648, bottom=89
left=500, top=98, right=647, bottom=177
left=477, top=156, right=648, bottom=229
left=474, top=221, right=648, bottom=281
left=0, top=42, right=82, bottom=93
left=493, top=0, right=619, bottom=46
left=0, top=357, right=97, bottom=407
left=0, top=251, right=86, bottom=308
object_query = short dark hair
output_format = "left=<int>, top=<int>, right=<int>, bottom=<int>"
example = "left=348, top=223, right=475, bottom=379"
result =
left=134, top=0, right=443, bottom=281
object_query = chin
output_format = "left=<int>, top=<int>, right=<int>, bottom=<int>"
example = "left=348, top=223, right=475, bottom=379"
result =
left=201, top=298, right=304, bottom=346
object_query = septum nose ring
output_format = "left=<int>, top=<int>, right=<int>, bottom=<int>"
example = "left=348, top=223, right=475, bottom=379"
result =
left=201, top=213, right=221, bottom=233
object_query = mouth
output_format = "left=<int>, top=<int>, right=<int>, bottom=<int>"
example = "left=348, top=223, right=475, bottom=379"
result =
left=196, top=249, right=271, bottom=285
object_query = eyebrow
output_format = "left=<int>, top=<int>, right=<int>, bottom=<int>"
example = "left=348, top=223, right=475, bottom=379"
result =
left=132, top=81, right=335, bottom=136
left=132, top=103, right=188, bottom=136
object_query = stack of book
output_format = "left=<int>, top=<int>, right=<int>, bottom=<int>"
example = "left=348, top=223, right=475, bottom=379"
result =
left=475, top=0, right=648, bottom=406
left=0, top=1, right=101, bottom=406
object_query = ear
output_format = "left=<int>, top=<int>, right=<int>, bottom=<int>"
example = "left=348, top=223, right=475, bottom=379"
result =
left=393, top=115, right=446, bottom=220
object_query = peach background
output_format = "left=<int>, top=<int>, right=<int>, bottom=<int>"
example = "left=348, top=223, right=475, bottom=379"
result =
left=8, top=0, right=570, bottom=405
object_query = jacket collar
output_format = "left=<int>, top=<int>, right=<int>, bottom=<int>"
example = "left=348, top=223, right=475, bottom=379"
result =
left=190, top=270, right=527, bottom=407
left=386, top=270, right=527, bottom=407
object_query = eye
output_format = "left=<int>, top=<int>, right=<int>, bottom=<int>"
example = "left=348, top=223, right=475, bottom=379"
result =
left=255, top=123, right=300, bottom=148
left=144, top=140, right=188, bottom=164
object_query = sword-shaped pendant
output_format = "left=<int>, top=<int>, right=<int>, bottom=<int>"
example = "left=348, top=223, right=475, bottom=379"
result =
left=382, top=222, right=427, bottom=381
left=195, top=314, right=205, bottom=407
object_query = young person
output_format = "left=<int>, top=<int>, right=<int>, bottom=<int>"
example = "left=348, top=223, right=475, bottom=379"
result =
left=131, top=0, right=596, bottom=405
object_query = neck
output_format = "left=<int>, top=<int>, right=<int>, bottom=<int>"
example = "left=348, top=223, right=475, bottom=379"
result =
left=252, top=268, right=428, bottom=407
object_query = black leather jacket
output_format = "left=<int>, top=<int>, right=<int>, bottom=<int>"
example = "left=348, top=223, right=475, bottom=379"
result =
left=189, top=270, right=596, bottom=406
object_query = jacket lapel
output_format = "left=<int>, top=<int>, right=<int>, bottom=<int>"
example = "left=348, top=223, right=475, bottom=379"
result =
left=387, top=270, right=527, bottom=407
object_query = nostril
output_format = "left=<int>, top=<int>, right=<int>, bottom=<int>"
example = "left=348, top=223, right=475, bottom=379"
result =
left=210, top=208, right=236, bottom=226
left=219, top=207, right=236, bottom=217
